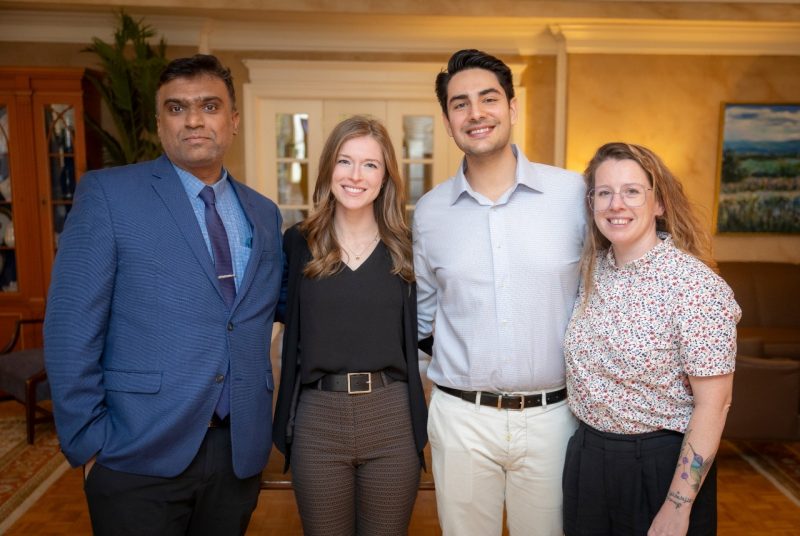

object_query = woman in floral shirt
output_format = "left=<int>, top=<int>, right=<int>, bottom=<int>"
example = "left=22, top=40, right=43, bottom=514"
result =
left=563, top=143, right=741, bottom=536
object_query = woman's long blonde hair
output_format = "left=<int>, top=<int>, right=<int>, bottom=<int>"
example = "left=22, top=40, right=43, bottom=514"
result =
left=580, top=142, right=715, bottom=302
left=300, top=116, right=414, bottom=282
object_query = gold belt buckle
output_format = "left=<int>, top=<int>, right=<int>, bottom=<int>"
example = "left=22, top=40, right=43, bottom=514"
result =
left=347, top=372, right=372, bottom=394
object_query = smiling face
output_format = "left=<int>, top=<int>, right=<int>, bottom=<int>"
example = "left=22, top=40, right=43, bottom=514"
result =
left=331, top=135, right=385, bottom=217
left=156, top=74, right=240, bottom=184
left=442, top=68, right=517, bottom=159
left=593, top=158, right=664, bottom=265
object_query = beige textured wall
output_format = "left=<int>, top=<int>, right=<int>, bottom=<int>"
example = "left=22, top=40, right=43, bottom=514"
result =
left=566, top=54, right=800, bottom=263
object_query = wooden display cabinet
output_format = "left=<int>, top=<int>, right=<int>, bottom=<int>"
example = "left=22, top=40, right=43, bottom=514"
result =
left=0, top=67, right=100, bottom=347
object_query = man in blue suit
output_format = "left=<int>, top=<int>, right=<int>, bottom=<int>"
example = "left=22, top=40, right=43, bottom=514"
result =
left=44, top=54, right=283, bottom=535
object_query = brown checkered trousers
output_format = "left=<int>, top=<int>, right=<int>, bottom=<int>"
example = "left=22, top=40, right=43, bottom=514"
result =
left=291, top=380, right=421, bottom=535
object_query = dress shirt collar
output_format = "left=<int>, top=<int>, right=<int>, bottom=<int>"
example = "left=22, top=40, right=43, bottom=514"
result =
left=448, top=144, right=546, bottom=206
left=171, top=161, right=231, bottom=200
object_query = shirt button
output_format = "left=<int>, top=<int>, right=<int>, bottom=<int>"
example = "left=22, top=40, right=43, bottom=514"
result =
left=227, top=322, right=234, bottom=331
left=215, top=374, right=224, bottom=383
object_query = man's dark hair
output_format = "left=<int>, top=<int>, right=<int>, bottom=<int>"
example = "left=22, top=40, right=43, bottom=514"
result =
left=435, top=49, right=514, bottom=116
left=157, top=54, right=236, bottom=109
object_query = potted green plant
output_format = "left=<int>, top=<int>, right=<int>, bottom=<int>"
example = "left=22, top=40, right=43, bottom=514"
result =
left=84, top=11, right=169, bottom=167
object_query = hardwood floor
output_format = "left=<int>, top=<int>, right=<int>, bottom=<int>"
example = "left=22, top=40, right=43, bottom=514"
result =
left=4, top=467, right=444, bottom=536
left=4, top=430, right=800, bottom=535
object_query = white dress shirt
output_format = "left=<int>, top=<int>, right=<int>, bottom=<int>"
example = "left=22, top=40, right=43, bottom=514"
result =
left=413, top=145, right=586, bottom=392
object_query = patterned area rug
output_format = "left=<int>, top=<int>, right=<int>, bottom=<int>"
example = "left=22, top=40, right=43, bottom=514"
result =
left=727, top=439, right=800, bottom=505
left=0, top=415, right=68, bottom=531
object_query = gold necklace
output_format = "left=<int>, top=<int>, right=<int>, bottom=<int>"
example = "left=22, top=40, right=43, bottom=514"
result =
left=340, top=233, right=379, bottom=261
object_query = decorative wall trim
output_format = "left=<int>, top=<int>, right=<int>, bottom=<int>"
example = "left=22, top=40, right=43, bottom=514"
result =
left=244, top=60, right=445, bottom=100
left=1, top=9, right=799, bottom=57
left=555, top=20, right=800, bottom=56
left=217, top=17, right=558, bottom=56
left=551, top=29, right=569, bottom=168
left=0, top=10, right=206, bottom=47
left=243, top=59, right=528, bottom=100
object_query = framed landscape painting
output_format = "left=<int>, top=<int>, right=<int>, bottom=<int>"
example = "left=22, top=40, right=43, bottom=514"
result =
left=715, top=103, right=800, bottom=234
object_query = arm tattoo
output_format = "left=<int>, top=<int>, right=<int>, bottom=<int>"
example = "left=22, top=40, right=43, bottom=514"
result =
left=667, top=490, right=694, bottom=509
left=676, top=430, right=715, bottom=493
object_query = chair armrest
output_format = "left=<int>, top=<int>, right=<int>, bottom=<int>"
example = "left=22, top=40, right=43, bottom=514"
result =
left=723, top=354, right=800, bottom=440
left=736, top=337, right=764, bottom=358
left=0, top=318, right=44, bottom=354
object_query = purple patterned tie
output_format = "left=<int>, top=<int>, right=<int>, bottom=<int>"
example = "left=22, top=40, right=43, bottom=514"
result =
left=199, top=186, right=235, bottom=418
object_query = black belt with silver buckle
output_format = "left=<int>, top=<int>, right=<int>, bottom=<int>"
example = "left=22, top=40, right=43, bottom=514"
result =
left=436, top=384, right=567, bottom=410
left=208, top=414, right=230, bottom=428
left=311, top=371, right=397, bottom=395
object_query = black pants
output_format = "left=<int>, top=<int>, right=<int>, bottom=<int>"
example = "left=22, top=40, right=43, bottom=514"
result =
left=84, top=426, right=261, bottom=536
left=563, top=422, right=717, bottom=536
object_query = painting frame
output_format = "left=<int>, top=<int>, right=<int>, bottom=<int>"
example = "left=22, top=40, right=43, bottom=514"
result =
left=714, top=103, right=800, bottom=235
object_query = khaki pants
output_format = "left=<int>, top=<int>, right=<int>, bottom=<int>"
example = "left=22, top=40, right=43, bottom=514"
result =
left=428, top=385, right=577, bottom=536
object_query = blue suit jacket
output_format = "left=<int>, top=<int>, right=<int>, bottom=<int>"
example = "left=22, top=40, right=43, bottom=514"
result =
left=44, top=155, right=283, bottom=479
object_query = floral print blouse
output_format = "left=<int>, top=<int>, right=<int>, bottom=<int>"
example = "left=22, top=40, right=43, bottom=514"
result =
left=565, top=234, right=741, bottom=434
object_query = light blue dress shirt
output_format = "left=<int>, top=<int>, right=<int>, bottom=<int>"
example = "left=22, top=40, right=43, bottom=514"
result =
left=174, top=165, right=252, bottom=292
left=413, top=145, right=586, bottom=392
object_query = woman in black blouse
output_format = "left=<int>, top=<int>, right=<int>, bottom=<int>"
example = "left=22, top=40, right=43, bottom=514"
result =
left=273, top=116, right=427, bottom=535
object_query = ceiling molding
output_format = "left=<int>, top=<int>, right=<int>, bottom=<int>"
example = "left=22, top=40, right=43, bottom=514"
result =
left=243, top=59, right=528, bottom=99
left=0, top=9, right=799, bottom=56
left=210, top=18, right=558, bottom=56
left=0, top=10, right=558, bottom=55
left=0, top=10, right=206, bottom=46
left=553, top=20, right=800, bottom=55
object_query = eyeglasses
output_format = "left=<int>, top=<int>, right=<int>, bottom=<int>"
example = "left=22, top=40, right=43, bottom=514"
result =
left=587, top=183, right=653, bottom=212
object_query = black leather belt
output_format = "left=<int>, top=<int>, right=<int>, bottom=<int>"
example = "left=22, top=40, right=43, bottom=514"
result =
left=208, top=414, right=230, bottom=428
left=437, top=384, right=567, bottom=410
left=311, top=371, right=397, bottom=394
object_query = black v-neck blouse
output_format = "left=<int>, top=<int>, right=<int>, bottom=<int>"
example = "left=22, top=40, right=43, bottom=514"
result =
left=298, top=241, right=407, bottom=384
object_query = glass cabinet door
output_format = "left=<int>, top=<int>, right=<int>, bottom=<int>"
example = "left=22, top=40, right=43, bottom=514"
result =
left=44, top=103, right=77, bottom=252
left=33, top=91, right=87, bottom=273
left=0, top=103, right=17, bottom=293
left=0, top=67, right=97, bottom=332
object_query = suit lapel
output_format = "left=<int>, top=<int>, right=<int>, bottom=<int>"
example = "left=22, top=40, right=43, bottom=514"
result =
left=230, top=178, right=264, bottom=309
left=149, top=156, right=225, bottom=303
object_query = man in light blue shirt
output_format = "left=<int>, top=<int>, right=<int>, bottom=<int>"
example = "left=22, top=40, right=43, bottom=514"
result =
left=413, top=49, right=585, bottom=536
